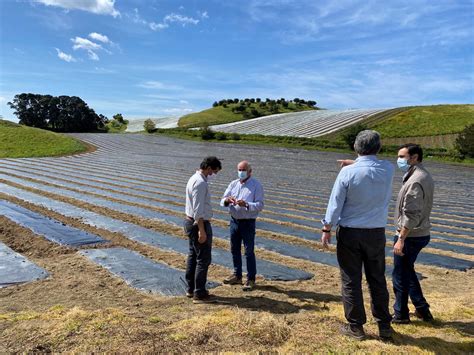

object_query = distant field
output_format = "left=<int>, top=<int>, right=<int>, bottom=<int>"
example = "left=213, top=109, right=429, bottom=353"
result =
left=0, top=120, right=87, bottom=158
left=370, top=104, right=474, bottom=138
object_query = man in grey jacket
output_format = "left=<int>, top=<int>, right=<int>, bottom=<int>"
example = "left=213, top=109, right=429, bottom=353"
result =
left=392, top=143, right=434, bottom=323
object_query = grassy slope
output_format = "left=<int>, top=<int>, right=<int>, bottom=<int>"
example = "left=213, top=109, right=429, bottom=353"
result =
left=370, top=104, right=474, bottom=138
left=0, top=120, right=87, bottom=158
left=178, top=102, right=316, bottom=128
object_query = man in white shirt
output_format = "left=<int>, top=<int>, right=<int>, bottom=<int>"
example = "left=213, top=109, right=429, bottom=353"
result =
left=185, top=156, right=222, bottom=303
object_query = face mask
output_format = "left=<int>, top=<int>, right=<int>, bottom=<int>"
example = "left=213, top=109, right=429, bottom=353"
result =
left=397, top=157, right=410, bottom=172
left=238, top=170, right=247, bottom=180
left=207, top=173, right=216, bottom=181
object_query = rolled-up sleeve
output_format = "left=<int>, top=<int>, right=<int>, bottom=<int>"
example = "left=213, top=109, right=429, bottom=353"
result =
left=192, top=181, right=207, bottom=220
left=324, top=172, right=348, bottom=226
left=220, top=182, right=234, bottom=207
left=401, top=182, right=424, bottom=229
left=248, top=182, right=264, bottom=212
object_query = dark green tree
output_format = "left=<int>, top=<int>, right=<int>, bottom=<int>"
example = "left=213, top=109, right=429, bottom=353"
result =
left=455, top=123, right=474, bottom=158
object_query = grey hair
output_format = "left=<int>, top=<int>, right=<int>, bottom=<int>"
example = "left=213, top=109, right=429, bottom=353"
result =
left=354, top=130, right=381, bottom=155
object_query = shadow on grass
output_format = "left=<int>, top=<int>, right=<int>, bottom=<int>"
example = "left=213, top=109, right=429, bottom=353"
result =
left=208, top=286, right=342, bottom=314
left=255, top=285, right=342, bottom=303
left=393, top=332, right=474, bottom=353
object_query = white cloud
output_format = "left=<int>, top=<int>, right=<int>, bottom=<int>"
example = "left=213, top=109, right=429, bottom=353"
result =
left=87, top=50, right=100, bottom=61
left=138, top=81, right=182, bottom=90
left=55, top=48, right=76, bottom=62
left=164, top=13, right=199, bottom=26
left=199, top=11, right=209, bottom=19
left=89, top=32, right=110, bottom=43
left=149, top=22, right=169, bottom=30
left=71, top=36, right=102, bottom=51
left=34, top=0, right=120, bottom=17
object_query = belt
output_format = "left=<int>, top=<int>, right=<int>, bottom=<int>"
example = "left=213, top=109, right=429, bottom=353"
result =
left=186, top=216, right=210, bottom=222
left=231, top=217, right=256, bottom=222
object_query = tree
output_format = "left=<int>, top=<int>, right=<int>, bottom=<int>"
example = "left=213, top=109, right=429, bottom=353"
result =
left=455, top=123, right=474, bottom=158
left=144, top=119, right=156, bottom=133
left=342, top=123, right=369, bottom=150
left=212, top=101, right=218, bottom=107
left=113, top=113, right=124, bottom=123
left=200, top=126, right=215, bottom=140
left=8, top=93, right=107, bottom=132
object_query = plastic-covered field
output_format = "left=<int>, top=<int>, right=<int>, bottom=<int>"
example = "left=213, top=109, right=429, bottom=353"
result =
left=210, top=109, right=388, bottom=137
left=0, top=241, right=49, bottom=287
left=0, top=133, right=472, bottom=291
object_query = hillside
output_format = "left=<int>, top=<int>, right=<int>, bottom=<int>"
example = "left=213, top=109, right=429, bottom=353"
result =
left=326, top=104, right=474, bottom=149
left=0, top=119, right=88, bottom=158
left=179, top=99, right=318, bottom=128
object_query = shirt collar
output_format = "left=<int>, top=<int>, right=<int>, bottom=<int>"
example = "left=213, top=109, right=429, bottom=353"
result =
left=355, top=155, right=378, bottom=162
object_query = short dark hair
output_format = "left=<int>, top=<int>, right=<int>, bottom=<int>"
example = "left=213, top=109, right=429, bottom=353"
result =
left=399, top=143, right=423, bottom=162
left=200, top=156, right=222, bottom=170
left=354, top=130, right=381, bottom=155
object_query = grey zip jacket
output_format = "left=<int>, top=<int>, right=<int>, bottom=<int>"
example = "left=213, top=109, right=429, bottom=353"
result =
left=394, top=163, right=434, bottom=237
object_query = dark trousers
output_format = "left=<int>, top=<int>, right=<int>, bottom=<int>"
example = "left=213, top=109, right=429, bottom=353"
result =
left=184, top=219, right=212, bottom=297
left=230, top=217, right=256, bottom=281
left=392, top=235, right=430, bottom=318
left=336, top=226, right=391, bottom=326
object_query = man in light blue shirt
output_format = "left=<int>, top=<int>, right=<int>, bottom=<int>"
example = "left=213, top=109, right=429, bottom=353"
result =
left=220, top=160, right=264, bottom=291
left=322, top=130, right=394, bottom=341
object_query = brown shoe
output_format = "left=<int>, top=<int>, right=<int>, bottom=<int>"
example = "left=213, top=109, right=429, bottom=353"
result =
left=242, top=280, right=255, bottom=291
left=223, top=275, right=242, bottom=285
left=192, top=293, right=216, bottom=304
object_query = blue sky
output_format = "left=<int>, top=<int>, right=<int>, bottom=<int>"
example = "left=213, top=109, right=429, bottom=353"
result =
left=1, top=0, right=473, bottom=120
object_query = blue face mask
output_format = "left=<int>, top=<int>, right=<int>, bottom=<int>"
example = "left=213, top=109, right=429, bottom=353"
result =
left=397, top=157, right=410, bottom=172
left=238, top=170, right=247, bottom=180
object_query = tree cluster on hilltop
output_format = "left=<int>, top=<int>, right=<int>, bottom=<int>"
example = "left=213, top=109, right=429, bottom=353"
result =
left=8, top=93, right=109, bottom=132
left=212, top=97, right=318, bottom=119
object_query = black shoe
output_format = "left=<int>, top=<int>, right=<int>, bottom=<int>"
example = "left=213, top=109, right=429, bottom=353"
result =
left=242, top=280, right=255, bottom=291
left=340, top=324, right=365, bottom=340
left=223, top=274, right=243, bottom=285
left=185, top=291, right=193, bottom=298
left=414, top=309, right=434, bottom=322
left=192, top=293, right=216, bottom=304
left=392, top=315, right=410, bottom=324
left=378, top=323, right=393, bottom=341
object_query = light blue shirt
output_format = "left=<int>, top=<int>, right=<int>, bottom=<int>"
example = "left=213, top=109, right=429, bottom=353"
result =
left=220, top=177, right=264, bottom=219
left=324, top=155, right=394, bottom=228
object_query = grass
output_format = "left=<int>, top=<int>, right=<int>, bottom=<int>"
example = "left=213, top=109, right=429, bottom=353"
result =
left=0, top=119, right=88, bottom=158
left=370, top=104, right=474, bottom=138
left=178, top=102, right=317, bottom=128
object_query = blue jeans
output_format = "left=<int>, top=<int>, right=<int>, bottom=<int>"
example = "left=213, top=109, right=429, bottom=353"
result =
left=230, top=218, right=256, bottom=281
left=184, top=219, right=213, bottom=297
left=392, top=235, right=430, bottom=318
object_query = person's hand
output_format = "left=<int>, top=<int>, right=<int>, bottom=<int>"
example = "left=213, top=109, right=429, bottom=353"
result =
left=198, top=229, right=207, bottom=244
left=226, top=196, right=237, bottom=205
left=394, top=238, right=404, bottom=256
left=236, top=199, right=248, bottom=207
left=337, top=159, right=355, bottom=168
left=321, top=231, right=331, bottom=248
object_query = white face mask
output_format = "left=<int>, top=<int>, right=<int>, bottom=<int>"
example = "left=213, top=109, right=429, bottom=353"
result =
left=207, top=173, right=216, bottom=181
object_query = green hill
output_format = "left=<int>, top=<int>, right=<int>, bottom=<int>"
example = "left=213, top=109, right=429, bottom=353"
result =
left=370, top=104, right=474, bottom=137
left=179, top=100, right=318, bottom=128
left=0, top=119, right=88, bottom=158
left=324, top=104, right=474, bottom=149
